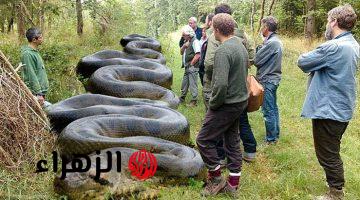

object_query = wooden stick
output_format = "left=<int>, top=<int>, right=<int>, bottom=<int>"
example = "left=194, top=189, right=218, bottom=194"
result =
left=0, top=50, right=48, bottom=121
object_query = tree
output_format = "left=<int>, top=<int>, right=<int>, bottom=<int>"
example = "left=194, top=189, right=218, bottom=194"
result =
left=268, top=0, right=276, bottom=15
left=76, top=0, right=83, bottom=36
left=257, top=0, right=266, bottom=32
left=305, top=0, right=316, bottom=42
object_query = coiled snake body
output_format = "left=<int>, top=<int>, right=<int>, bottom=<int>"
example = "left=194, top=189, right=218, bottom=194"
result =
left=47, top=34, right=204, bottom=199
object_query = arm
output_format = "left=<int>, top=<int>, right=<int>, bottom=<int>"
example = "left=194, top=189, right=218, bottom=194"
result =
left=180, top=42, right=189, bottom=55
left=21, top=53, right=42, bottom=95
left=204, top=34, right=220, bottom=68
left=179, top=37, right=185, bottom=48
left=254, top=41, right=278, bottom=68
left=209, top=52, right=229, bottom=110
left=191, top=53, right=200, bottom=65
left=297, top=43, right=337, bottom=73
left=190, top=39, right=201, bottom=65
left=240, top=32, right=255, bottom=65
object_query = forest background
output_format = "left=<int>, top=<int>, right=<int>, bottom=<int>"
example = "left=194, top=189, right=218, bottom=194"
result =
left=0, top=0, right=359, bottom=199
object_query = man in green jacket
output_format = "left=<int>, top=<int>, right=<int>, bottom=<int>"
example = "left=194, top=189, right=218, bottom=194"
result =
left=203, top=3, right=254, bottom=110
left=196, top=13, right=249, bottom=197
left=20, top=27, right=49, bottom=106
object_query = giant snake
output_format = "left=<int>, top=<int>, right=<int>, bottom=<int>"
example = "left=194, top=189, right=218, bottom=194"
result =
left=47, top=34, right=204, bottom=199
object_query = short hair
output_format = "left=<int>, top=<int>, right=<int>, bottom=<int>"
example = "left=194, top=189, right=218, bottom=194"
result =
left=189, top=17, right=197, bottom=23
left=261, top=16, right=278, bottom=32
left=212, top=13, right=235, bottom=36
left=215, top=3, right=232, bottom=15
left=26, top=27, right=42, bottom=42
left=207, top=13, right=215, bottom=22
left=328, top=4, right=357, bottom=31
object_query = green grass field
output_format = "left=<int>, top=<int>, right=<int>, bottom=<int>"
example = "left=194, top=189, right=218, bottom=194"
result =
left=0, top=32, right=359, bottom=200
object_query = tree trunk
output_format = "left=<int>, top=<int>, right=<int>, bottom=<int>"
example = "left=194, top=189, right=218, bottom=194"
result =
left=7, top=2, right=16, bottom=33
left=16, top=2, right=26, bottom=41
left=76, top=0, right=83, bottom=36
left=257, top=0, right=266, bottom=32
left=39, top=0, right=46, bottom=30
left=305, top=0, right=316, bottom=42
left=250, top=0, right=256, bottom=33
left=1, top=20, right=4, bottom=33
left=268, top=0, right=276, bottom=15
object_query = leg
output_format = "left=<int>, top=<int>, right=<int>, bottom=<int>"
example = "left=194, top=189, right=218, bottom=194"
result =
left=188, top=67, right=199, bottom=102
left=180, top=70, right=189, bottom=100
left=196, top=107, right=239, bottom=170
left=239, top=111, right=257, bottom=159
left=261, top=83, right=279, bottom=142
left=312, top=119, right=348, bottom=190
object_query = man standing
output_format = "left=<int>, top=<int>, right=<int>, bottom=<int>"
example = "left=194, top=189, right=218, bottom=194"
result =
left=203, top=3, right=254, bottom=110
left=298, top=4, right=359, bottom=200
left=254, top=16, right=283, bottom=144
left=179, top=17, right=202, bottom=48
left=203, top=3, right=257, bottom=165
left=198, top=13, right=214, bottom=86
left=21, top=27, right=49, bottom=107
left=196, top=13, right=249, bottom=197
left=179, top=25, right=201, bottom=107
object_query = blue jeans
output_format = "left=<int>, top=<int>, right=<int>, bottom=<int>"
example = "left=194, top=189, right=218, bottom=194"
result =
left=262, top=82, right=280, bottom=142
left=216, top=110, right=257, bottom=160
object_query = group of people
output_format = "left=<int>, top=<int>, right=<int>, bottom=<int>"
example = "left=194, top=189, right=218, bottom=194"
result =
left=19, top=3, right=358, bottom=200
left=178, top=3, right=359, bottom=200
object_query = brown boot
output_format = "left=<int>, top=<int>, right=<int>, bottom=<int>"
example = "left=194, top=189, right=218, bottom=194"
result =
left=201, top=176, right=226, bottom=197
left=315, top=187, right=344, bottom=200
left=221, top=181, right=239, bottom=199
left=187, top=100, right=197, bottom=107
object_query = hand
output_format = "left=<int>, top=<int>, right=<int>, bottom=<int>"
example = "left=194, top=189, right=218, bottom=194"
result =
left=36, top=95, right=45, bottom=105
left=183, top=41, right=190, bottom=48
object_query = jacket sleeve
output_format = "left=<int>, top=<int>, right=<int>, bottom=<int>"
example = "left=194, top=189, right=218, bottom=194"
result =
left=297, top=43, right=338, bottom=73
left=241, top=33, right=255, bottom=64
left=254, top=41, right=278, bottom=68
left=21, top=53, right=41, bottom=94
left=204, top=34, right=219, bottom=68
left=209, top=51, right=229, bottom=110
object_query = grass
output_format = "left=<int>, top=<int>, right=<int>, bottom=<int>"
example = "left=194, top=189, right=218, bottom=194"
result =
left=0, top=30, right=359, bottom=200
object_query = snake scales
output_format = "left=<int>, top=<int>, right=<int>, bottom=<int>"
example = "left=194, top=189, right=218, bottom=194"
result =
left=47, top=34, right=204, bottom=199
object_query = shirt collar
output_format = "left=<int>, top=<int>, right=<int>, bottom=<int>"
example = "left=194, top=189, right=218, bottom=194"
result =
left=265, top=32, right=275, bottom=42
left=334, top=31, right=351, bottom=39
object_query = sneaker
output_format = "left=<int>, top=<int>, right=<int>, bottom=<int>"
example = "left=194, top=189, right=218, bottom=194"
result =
left=221, top=181, right=239, bottom=199
left=201, top=176, right=227, bottom=197
left=187, top=100, right=197, bottom=107
left=315, top=187, right=344, bottom=200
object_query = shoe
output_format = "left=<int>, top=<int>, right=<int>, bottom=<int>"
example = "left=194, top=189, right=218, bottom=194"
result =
left=187, top=100, right=197, bottom=107
left=179, top=97, right=185, bottom=104
left=242, top=152, right=256, bottom=163
left=201, top=176, right=227, bottom=197
left=266, top=140, right=278, bottom=145
left=314, top=187, right=344, bottom=200
left=219, top=159, right=227, bottom=169
left=221, top=181, right=239, bottom=199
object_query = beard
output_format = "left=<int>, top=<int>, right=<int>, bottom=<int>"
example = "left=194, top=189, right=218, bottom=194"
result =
left=325, top=24, right=333, bottom=40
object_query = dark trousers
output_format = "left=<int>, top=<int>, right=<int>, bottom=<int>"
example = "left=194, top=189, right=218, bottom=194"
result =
left=196, top=101, right=247, bottom=173
left=312, top=119, right=349, bottom=190
left=216, top=110, right=257, bottom=160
